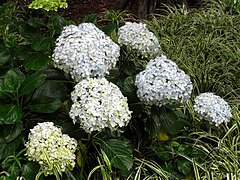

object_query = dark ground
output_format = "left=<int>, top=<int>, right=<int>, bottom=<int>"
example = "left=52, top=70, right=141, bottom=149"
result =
left=2, top=0, right=201, bottom=22
left=57, top=0, right=117, bottom=22
left=56, top=0, right=202, bottom=22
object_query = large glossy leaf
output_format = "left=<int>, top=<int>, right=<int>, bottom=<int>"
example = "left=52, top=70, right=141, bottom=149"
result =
left=18, top=24, right=42, bottom=43
left=31, top=37, right=53, bottom=51
left=0, top=51, right=10, bottom=66
left=101, top=22, right=117, bottom=36
left=83, top=13, right=97, bottom=24
left=0, top=135, right=23, bottom=161
left=0, top=79, right=9, bottom=99
left=0, top=122, right=23, bottom=160
left=151, top=106, right=184, bottom=135
left=22, top=162, right=40, bottom=180
left=121, top=76, right=138, bottom=102
left=33, top=80, right=68, bottom=100
left=122, top=61, right=136, bottom=76
left=129, top=102, right=144, bottom=118
left=0, top=105, right=22, bottom=125
left=145, top=110, right=161, bottom=139
left=18, top=72, right=46, bottom=96
left=23, top=54, right=50, bottom=71
left=47, top=15, right=72, bottom=36
left=27, top=17, right=45, bottom=28
left=29, top=97, right=62, bottom=113
left=154, top=145, right=172, bottom=161
left=2, top=122, right=23, bottom=143
left=100, top=138, right=133, bottom=171
left=3, top=69, right=25, bottom=93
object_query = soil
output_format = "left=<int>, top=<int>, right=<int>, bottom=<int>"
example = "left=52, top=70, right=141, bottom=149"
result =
left=57, top=0, right=117, bottom=22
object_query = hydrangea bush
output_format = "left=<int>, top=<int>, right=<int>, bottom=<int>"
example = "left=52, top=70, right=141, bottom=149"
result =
left=25, top=122, right=77, bottom=176
left=28, top=0, right=68, bottom=11
left=118, top=22, right=162, bottom=58
left=194, top=92, right=232, bottom=126
left=52, top=23, right=120, bottom=82
left=69, top=77, right=132, bottom=133
left=135, top=56, right=193, bottom=107
left=0, top=3, right=237, bottom=178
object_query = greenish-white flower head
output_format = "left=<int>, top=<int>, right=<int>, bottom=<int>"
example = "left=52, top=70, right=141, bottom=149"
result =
left=69, top=78, right=132, bottom=133
left=118, top=22, right=161, bottom=58
left=52, top=23, right=120, bottom=82
left=29, top=0, right=68, bottom=11
left=194, top=93, right=232, bottom=126
left=135, top=56, right=193, bottom=106
left=25, top=122, right=77, bottom=176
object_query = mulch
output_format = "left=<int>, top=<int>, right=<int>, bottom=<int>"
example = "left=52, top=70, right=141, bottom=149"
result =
left=57, top=0, right=117, bottom=22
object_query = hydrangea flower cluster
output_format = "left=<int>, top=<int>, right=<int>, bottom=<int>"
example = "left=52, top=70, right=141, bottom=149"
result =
left=118, top=22, right=161, bottom=58
left=25, top=122, right=77, bottom=176
left=29, top=0, right=68, bottom=11
left=194, top=93, right=232, bottom=126
left=52, top=23, right=120, bottom=82
left=69, top=78, right=132, bottom=133
left=135, top=56, right=193, bottom=106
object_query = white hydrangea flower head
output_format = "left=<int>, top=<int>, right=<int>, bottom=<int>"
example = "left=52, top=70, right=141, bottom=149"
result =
left=135, top=56, right=193, bottom=106
left=69, top=78, right=132, bottom=133
left=118, top=22, right=161, bottom=58
left=52, top=23, right=120, bottom=82
left=194, top=92, right=232, bottom=126
left=25, top=122, right=77, bottom=176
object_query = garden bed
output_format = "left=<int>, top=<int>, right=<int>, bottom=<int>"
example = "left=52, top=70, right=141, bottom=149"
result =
left=0, top=0, right=240, bottom=179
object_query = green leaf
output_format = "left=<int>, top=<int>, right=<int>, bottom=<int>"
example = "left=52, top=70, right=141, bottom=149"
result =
left=100, top=138, right=133, bottom=171
left=177, top=144, right=192, bottom=156
left=0, top=135, right=23, bottom=161
left=18, top=24, right=42, bottom=44
left=145, top=112, right=161, bottom=139
left=0, top=79, right=9, bottom=99
left=23, top=55, right=50, bottom=71
left=83, top=13, right=97, bottom=24
left=31, top=37, right=53, bottom=51
left=47, top=15, right=72, bottom=36
left=102, top=22, right=117, bottom=36
left=122, top=61, right=136, bottom=76
left=121, top=76, right=137, bottom=98
left=129, top=102, right=144, bottom=118
left=33, top=80, right=67, bottom=100
left=0, top=123, right=23, bottom=160
left=177, top=159, right=192, bottom=176
left=29, top=97, right=62, bottom=113
left=3, top=69, right=25, bottom=93
left=22, top=162, right=40, bottom=180
left=28, top=17, right=45, bottom=28
left=151, top=106, right=184, bottom=135
left=4, top=36, right=17, bottom=48
left=154, top=145, right=171, bottom=161
left=0, top=105, right=22, bottom=125
left=19, top=72, right=46, bottom=96
left=0, top=51, right=10, bottom=66
left=2, top=122, right=23, bottom=143
left=106, top=67, right=120, bottom=83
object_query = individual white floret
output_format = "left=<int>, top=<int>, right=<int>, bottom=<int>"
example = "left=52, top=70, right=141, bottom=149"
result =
left=69, top=78, right=132, bottom=133
left=118, top=22, right=161, bottom=58
left=194, top=93, right=232, bottom=126
left=135, top=56, right=192, bottom=106
left=52, top=23, right=120, bottom=82
left=25, top=122, right=77, bottom=176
